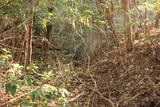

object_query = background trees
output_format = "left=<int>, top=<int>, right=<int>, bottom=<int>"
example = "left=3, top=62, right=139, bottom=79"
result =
left=1, top=0, right=160, bottom=61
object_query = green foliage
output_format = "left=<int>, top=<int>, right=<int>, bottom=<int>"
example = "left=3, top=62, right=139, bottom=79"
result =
left=19, top=84, right=70, bottom=106
left=5, top=83, right=17, bottom=96
left=24, top=76, right=32, bottom=85
left=35, top=0, right=97, bottom=33
left=0, top=49, right=71, bottom=106
left=0, top=49, right=11, bottom=67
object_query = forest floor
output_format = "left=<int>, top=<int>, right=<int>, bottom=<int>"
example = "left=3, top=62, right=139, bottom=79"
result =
left=70, top=43, right=160, bottom=107
left=0, top=29, right=160, bottom=107
left=68, top=29, right=160, bottom=107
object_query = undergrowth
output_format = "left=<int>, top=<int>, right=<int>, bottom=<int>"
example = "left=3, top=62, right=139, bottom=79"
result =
left=0, top=40, right=160, bottom=107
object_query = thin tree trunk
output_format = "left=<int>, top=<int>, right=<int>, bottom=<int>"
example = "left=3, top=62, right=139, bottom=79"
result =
left=44, top=6, right=53, bottom=50
left=144, top=8, right=149, bottom=39
left=122, top=0, right=133, bottom=51
left=155, top=11, right=160, bottom=28
left=24, top=1, right=35, bottom=67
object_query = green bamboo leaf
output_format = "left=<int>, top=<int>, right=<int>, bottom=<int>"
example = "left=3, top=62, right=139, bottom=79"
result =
left=33, top=104, right=38, bottom=107
left=5, top=83, right=11, bottom=94
left=41, top=104, right=47, bottom=107
left=31, top=92, right=36, bottom=101
left=24, top=77, right=32, bottom=85
left=10, top=84, right=17, bottom=96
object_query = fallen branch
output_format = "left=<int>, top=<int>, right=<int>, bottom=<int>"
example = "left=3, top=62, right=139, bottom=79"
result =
left=96, top=89, right=115, bottom=107
left=0, top=43, right=21, bottom=51
left=0, top=92, right=29, bottom=107
left=0, top=86, right=40, bottom=107
left=0, top=36, right=19, bottom=42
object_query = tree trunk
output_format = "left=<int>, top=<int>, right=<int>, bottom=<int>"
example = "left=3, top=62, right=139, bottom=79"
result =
left=24, top=1, right=35, bottom=67
left=122, top=0, right=133, bottom=51
left=155, top=11, right=160, bottom=28
left=44, top=6, right=53, bottom=50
